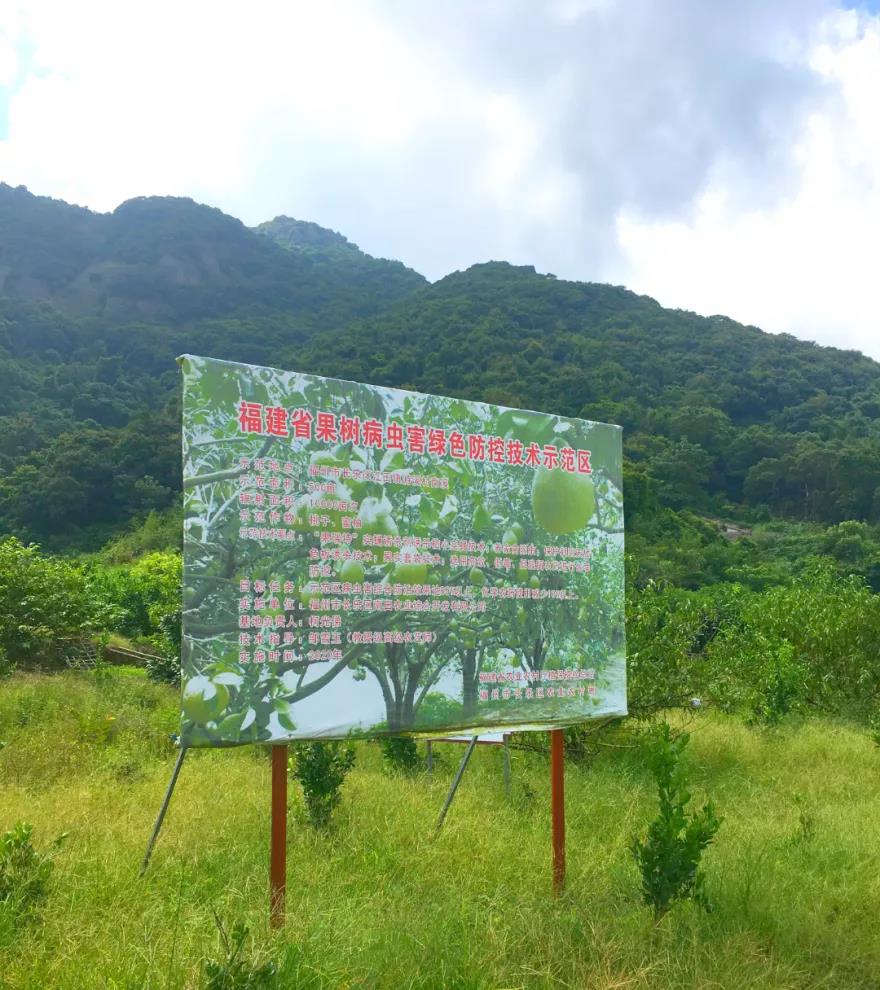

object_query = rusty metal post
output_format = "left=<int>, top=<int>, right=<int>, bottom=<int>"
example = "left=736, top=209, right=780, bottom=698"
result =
left=550, top=729, right=565, bottom=894
left=270, top=745, right=288, bottom=927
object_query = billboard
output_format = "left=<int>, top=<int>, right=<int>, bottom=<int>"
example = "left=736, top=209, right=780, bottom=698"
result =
left=179, top=354, right=625, bottom=746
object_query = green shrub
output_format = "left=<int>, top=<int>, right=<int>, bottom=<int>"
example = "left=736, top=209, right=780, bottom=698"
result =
left=705, top=563, right=880, bottom=721
left=85, top=551, right=181, bottom=644
left=203, top=916, right=277, bottom=989
left=145, top=650, right=181, bottom=687
left=0, top=538, right=115, bottom=666
left=631, top=724, right=721, bottom=921
left=625, top=581, right=744, bottom=720
left=627, top=564, right=880, bottom=726
left=745, top=639, right=807, bottom=726
left=145, top=604, right=182, bottom=686
left=869, top=709, right=880, bottom=747
left=0, top=822, right=67, bottom=920
left=379, top=736, right=420, bottom=775
left=289, top=741, right=355, bottom=830
left=101, top=507, right=183, bottom=564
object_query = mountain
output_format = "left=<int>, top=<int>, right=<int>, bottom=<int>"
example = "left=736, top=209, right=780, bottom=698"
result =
left=0, top=183, right=425, bottom=323
left=1, top=185, right=879, bottom=586
left=257, top=215, right=386, bottom=263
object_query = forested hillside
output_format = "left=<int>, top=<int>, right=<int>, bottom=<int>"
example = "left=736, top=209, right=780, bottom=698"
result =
left=1, top=184, right=879, bottom=587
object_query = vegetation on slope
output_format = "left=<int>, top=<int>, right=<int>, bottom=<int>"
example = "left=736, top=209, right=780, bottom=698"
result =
left=1, top=186, right=879, bottom=578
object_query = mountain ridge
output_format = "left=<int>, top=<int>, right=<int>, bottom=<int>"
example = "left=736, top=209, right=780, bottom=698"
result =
left=0, top=183, right=426, bottom=322
left=1, top=184, right=879, bottom=574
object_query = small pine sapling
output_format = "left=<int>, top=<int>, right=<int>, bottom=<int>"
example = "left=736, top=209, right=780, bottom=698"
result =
left=288, top=741, right=356, bottom=830
left=379, top=735, right=420, bottom=775
left=631, top=723, right=721, bottom=921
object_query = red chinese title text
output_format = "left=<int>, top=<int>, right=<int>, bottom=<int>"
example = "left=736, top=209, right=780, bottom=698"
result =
left=237, top=403, right=591, bottom=474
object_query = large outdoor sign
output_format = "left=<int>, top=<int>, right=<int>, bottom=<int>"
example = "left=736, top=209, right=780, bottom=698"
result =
left=179, top=354, right=626, bottom=746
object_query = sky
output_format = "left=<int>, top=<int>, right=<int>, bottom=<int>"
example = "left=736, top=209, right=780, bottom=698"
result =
left=0, top=1, right=879, bottom=359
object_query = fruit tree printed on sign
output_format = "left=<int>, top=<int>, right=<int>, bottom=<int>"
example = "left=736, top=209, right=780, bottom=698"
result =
left=179, top=355, right=626, bottom=746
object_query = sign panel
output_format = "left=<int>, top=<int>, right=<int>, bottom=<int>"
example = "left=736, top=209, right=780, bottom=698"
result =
left=179, top=354, right=626, bottom=746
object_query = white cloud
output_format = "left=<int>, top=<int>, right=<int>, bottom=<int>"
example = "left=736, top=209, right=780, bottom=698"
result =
left=0, top=35, right=19, bottom=89
left=617, top=8, right=880, bottom=359
left=0, top=1, right=878, bottom=360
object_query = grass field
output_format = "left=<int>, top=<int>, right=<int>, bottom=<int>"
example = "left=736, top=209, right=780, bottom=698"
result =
left=1, top=670, right=879, bottom=989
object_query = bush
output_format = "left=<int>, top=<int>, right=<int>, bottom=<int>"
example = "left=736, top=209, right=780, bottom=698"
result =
left=0, top=538, right=115, bottom=666
left=379, top=736, right=420, bottom=775
left=101, top=507, right=183, bottom=564
left=707, top=563, right=880, bottom=720
left=625, top=581, right=745, bottom=720
left=745, top=639, right=807, bottom=726
left=626, top=564, right=880, bottom=726
left=145, top=650, right=181, bottom=687
left=143, top=599, right=182, bottom=686
left=631, top=724, right=720, bottom=920
left=289, top=741, right=355, bottom=830
left=85, top=551, right=181, bottom=644
left=869, top=709, right=880, bottom=748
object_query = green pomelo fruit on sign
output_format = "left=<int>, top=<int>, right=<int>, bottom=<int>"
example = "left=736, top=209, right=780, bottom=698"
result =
left=394, top=543, right=428, bottom=585
left=516, top=566, right=529, bottom=582
left=182, top=676, right=230, bottom=725
left=218, top=710, right=247, bottom=736
left=530, top=468, right=596, bottom=535
left=357, top=496, right=399, bottom=543
left=299, top=583, right=321, bottom=607
left=472, top=503, right=491, bottom=535
left=502, top=528, right=518, bottom=546
left=529, top=575, right=541, bottom=589
left=339, top=558, right=365, bottom=583
left=510, top=521, right=525, bottom=541
left=469, top=567, right=486, bottom=587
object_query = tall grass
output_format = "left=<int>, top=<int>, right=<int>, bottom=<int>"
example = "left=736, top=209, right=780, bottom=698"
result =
left=1, top=671, right=879, bottom=988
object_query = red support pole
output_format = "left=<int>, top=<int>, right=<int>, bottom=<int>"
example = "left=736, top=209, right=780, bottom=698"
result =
left=550, top=729, right=565, bottom=894
left=270, top=744, right=288, bottom=928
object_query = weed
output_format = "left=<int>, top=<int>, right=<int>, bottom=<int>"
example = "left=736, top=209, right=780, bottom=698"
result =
left=203, top=915, right=277, bottom=989
left=0, top=822, right=67, bottom=922
left=790, top=792, right=816, bottom=844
